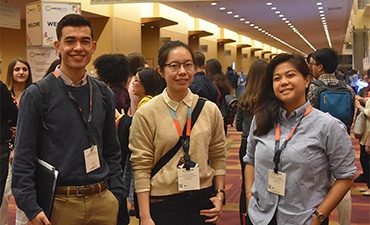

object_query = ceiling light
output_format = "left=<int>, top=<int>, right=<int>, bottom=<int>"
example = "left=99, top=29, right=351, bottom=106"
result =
left=282, top=18, right=286, bottom=20
left=240, top=18, right=245, bottom=21
left=317, top=2, right=323, bottom=6
left=258, top=28, right=262, bottom=31
left=250, top=24, right=254, bottom=26
left=254, top=26, right=258, bottom=29
left=266, top=2, right=272, bottom=5
left=319, top=10, right=324, bottom=13
left=275, top=11, right=280, bottom=14
left=279, top=15, right=284, bottom=17
left=219, top=7, right=225, bottom=10
left=271, top=7, right=276, bottom=10
left=234, top=15, right=240, bottom=18
left=245, top=21, right=250, bottom=24
left=227, top=11, right=233, bottom=14
left=318, top=7, right=323, bottom=10
left=211, top=2, right=217, bottom=6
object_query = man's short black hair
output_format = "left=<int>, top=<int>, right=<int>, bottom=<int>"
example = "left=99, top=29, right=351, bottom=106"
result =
left=312, top=48, right=338, bottom=74
left=56, top=14, right=94, bottom=40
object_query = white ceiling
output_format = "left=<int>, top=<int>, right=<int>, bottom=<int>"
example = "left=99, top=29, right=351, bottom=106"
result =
left=5, top=0, right=354, bottom=55
left=165, top=0, right=354, bottom=55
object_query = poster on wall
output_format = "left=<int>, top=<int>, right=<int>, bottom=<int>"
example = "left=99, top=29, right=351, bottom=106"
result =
left=26, top=1, right=81, bottom=47
left=0, top=3, right=20, bottom=29
left=42, top=2, right=81, bottom=46
left=26, top=47, right=59, bottom=82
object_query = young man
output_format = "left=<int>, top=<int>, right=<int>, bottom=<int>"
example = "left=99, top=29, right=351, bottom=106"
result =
left=189, top=51, right=218, bottom=104
left=307, top=47, right=354, bottom=225
left=12, top=14, right=123, bottom=225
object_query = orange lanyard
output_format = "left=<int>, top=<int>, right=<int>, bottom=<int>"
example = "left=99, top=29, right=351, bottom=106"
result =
left=169, top=106, right=192, bottom=157
left=273, top=106, right=312, bottom=173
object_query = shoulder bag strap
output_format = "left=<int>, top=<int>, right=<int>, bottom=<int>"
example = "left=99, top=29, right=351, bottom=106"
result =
left=150, top=98, right=206, bottom=178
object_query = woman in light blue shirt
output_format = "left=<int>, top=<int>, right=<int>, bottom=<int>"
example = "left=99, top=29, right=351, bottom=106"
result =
left=243, top=53, right=356, bottom=225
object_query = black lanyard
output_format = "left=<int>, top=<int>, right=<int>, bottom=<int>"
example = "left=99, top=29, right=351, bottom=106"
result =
left=54, top=71, right=94, bottom=145
left=273, top=106, right=312, bottom=173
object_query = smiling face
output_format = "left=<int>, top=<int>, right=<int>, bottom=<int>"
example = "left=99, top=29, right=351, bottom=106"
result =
left=157, top=46, right=195, bottom=101
left=13, top=61, right=29, bottom=84
left=132, top=73, right=145, bottom=99
left=273, top=61, right=310, bottom=112
left=54, top=26, right=96, bottom=78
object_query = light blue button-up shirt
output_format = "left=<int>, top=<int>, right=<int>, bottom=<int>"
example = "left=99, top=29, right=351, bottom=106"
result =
left=244, top=101, right=357, bottom=225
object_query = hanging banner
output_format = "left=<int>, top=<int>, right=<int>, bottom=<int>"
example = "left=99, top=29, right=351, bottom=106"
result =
left=26, top=1, right=81, bottom=47
left=0, top=3, right=20, bottom=29
left=26, top=47, right=59, bottom=82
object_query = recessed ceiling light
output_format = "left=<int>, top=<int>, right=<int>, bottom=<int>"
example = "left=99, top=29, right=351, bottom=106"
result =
left=258, top=28, right=262, bottom=31
left=271, top=7, right=276, bottom=10
left=245, top=21, right=250, bottom=24
left=318, top=7, right=323, bottom=10
left=275, top=11, right=280, bottom=14
left=282, top=18, right=286, bottom=20
left=240, top=18, right=245, bottom=21
left=227, top=11, right=233, bottom=14
left=220, top=7, right=225, bottom=10
left=266, top=2, right=272, bottom=5
left=279, top=14, right=284, bottom=17
left=250, top=24, right=254, bottom=26
left=317, top=2, right=323, bottom=5
left=234, top=15, right=240, bottom=18
left=254, top=26, right=258, bottom=29
left=211, top=2, right=217, bottom=6
left=319, top=10, right=324, bottom=13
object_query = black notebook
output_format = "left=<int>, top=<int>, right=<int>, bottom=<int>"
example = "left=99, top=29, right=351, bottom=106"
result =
left=35, top=157, right=59, bottom=220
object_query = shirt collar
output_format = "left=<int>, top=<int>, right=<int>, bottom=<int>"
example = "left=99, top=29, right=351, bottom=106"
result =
left=56, top=66, right=88, bottom=87
left=318, top=73, right=337, bottom=81
left=279, top=101, right=311, bottom=122
left=162, top=88, right=193, bottom=111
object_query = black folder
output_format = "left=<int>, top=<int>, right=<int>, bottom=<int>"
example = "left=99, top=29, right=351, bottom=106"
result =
left=34, top=157, right=59, bottom=220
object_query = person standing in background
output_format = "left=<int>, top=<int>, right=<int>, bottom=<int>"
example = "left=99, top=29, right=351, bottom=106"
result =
left=225, top=66, right=238, bottom=96
left=1, top=57, right=32, bottom=225
left=127, top=52, right=146, bottom=116
left=189, top=51, right=218, bottom=104
left=235, top=59, right=268, bottom=225
left=0, top=81, right=18, bottom=206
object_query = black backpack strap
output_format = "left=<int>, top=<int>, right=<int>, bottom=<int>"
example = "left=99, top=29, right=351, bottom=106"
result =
left=150, top=98, right=206, bottom=178
left=93, top=78, right=108, bottom=108
left=34, top=78, right=50, bottom=121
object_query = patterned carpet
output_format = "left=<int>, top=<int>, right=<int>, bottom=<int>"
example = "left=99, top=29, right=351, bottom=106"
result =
left=5, top=125, right=370, bottom=225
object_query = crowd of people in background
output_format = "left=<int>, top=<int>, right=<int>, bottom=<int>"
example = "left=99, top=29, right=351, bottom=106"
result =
left=0, top=13, right=369, bottom=225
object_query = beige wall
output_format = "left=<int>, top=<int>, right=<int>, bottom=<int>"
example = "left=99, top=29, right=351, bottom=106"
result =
left=0, top=20, right=27, bottom=82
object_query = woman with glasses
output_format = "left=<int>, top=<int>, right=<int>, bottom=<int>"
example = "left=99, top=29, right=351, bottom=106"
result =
left=129, top=41, right=226, bottom=225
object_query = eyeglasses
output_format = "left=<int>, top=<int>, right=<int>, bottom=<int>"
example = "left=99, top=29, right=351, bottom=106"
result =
left=163, top=61, right=194, bottom=72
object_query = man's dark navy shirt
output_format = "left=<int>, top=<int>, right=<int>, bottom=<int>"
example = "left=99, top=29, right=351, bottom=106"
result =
left=190, top=71, right=218, bottom=104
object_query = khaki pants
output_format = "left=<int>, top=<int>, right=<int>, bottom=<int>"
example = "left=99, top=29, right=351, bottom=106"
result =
left=51, top=189, right=119, bottom=225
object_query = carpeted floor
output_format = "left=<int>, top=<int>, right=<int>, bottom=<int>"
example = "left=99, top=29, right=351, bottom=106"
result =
left=5, top=124, right=370, bottom=225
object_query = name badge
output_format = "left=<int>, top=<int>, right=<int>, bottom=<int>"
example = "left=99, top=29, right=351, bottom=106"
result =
left=267, top=169, right=286, bottom=196
left=84, top=145, right=101, bottom=173
left=177, top=167, right=200, bottom=191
